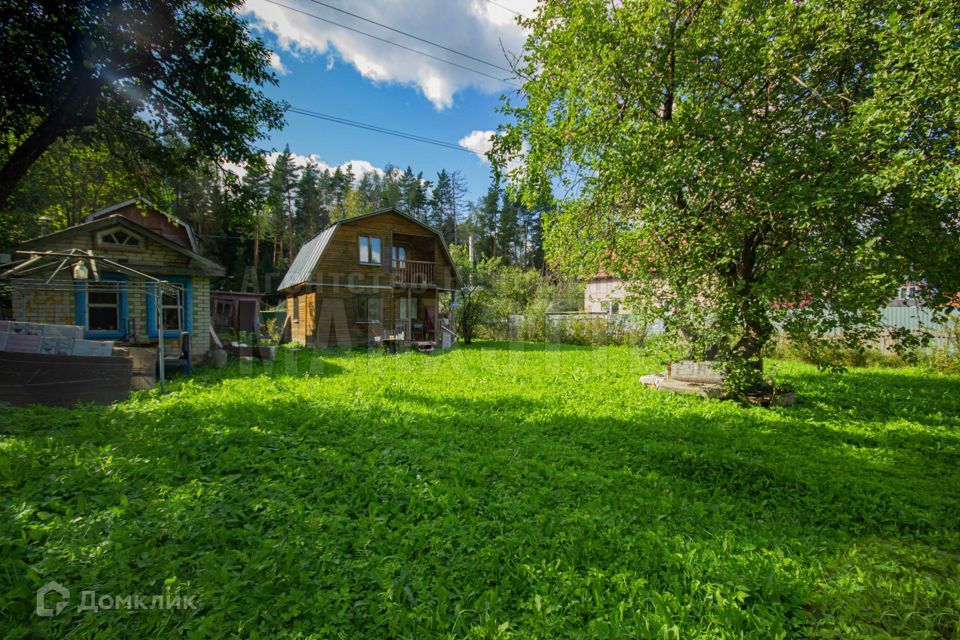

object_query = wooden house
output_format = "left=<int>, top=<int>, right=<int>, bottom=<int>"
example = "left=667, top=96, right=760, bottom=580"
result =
left=211, top=290, right=263, bottom=337
left=278, top=208, right=462, bottom=349
left=9, top=197, right=224, bottom=361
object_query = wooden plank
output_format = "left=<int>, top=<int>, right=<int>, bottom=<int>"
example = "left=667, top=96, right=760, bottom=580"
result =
left=0, top=352, right=132, bottom=407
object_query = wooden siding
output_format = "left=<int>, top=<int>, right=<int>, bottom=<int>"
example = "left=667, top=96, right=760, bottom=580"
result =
left=310, top=212, right=458, bottom=290
left=285, top=284, right=439, bottom=348
left=283, top=210, right=458, bottom=348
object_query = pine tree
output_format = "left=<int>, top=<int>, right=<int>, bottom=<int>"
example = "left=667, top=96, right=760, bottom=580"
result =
left=449, top=170, right=469, bottom=245
left=329, top=164, right=354, bottom=220
left=267, top=146, right=299, bottom=266
left=498, top=191, right=520, bottom=265
left=243, top=157, right=270, bottom=273
left=355, top=171, right=380, bottom=214
left=295, top=161, right=327, bottom=241
left=401, top=168, right=430, bottom=221
left=429, top=170, right=454, bottom=242
left=476, top=178, right=501, bottom=258
left=379, top=165, right=403, bottom=209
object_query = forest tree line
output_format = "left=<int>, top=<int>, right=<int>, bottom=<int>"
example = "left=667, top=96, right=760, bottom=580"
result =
left=1, top=136, right=547, bottom=296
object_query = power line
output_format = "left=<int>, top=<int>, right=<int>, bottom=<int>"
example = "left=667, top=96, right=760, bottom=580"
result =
left=286, top=106, right=476, bottom=154
left=300, top=0, right=512, bottom=73
left=484, top=0, right=529, bottom=19
left=260, top=0, right=519, bottom=86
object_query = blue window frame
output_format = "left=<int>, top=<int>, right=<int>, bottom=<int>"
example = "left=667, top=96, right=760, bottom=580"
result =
left=74, top=273, right=129, bottom=339
left=146, top=276, right=193, bottom=338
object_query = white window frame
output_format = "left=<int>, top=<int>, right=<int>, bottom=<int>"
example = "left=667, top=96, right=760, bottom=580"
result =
left=161, top=287, right=184, bottom=333
left=96, top=228, right=143, bottom=250
left=87, top=282, right=121, bottom=331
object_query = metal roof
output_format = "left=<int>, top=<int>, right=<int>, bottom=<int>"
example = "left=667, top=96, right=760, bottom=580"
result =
left=277, top=225, right=337, bottom=291
left=277, top=207, right=464, bottom=291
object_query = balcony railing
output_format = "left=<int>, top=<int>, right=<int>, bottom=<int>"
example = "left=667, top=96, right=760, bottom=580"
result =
left=393, top=259, right=435, bottom=286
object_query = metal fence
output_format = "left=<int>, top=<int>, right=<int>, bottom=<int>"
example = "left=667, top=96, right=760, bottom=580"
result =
left=529, top=307, right=957, bottom=352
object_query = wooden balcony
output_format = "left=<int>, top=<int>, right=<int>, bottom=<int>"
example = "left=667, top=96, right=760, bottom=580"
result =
left=393, top=259, right=436, bottom=286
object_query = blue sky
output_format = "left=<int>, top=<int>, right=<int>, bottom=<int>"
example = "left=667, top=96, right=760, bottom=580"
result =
left=238, top=0, right=537, bottom=203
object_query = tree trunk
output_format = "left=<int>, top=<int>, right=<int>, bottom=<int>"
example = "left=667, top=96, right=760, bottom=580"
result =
left=0, top=76, right=101, bottom=208
left=253, top=220, right=261, bottom=271
left=287, top=192, right=294, bottom=262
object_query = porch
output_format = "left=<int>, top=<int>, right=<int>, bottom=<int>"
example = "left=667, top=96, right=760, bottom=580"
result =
left=381, top=289, right=456, bottom=351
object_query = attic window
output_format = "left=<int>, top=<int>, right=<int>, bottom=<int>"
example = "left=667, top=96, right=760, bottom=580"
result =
left=98, top=229, right=142, bottom=248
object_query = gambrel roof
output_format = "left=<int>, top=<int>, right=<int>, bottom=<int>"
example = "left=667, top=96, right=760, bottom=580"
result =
left=85, top=196, right=199, bottom=252
left=278, top=207, right=461, bottom=291
left=20, top=214, right=225, bottom=277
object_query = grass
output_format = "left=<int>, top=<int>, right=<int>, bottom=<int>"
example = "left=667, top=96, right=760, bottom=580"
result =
left=1, top=342, right=959, bottom=638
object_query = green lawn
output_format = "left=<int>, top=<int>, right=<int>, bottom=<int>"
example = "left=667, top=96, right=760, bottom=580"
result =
left=2, top=343, right=959, bottom=638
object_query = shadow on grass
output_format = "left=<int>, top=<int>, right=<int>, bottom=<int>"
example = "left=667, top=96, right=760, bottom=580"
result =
left=781, top=365, right=960, bottom=431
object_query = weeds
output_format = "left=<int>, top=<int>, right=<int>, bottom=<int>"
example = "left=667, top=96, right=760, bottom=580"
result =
left=1, top=343, right=958, bottom=638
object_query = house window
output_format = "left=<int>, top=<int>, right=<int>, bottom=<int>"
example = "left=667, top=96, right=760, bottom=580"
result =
left=98, top=229, right=142, bottom=248
left=392, top=245, right=406, bottom=267
left=292, top=295, right=299, bottom=323
left=87, top=282, right=121, bottom=331
left=75, top=274, right=128, bottom=338
left=398, top=297, right=417, bottom=321
left=601, top=300, right=620, bottom=314
left=146, top=276, right=192, bottom=338
left=356, top=294, right=381, bottom=323
left=359, top=235, right=381, bottom=265
left=898, top=286, right=917, bottom=300
left=161, top=286, right=184, bottom=332
left=214, top=300, right=233, bottom=332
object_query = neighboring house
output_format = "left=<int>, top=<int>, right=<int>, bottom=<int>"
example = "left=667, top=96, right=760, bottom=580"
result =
left=584, top=274, right=629, bottom=314
left=10, top=197, right=224, bottom=360
left=888, top=283, right=923, bottom=308
left=278, top=208, right=462, bottom=348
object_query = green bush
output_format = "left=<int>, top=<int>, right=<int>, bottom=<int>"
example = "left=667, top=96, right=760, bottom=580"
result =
left=540, top=315, right=650, bottom=346
left=770, top=332, right=960, bottom=373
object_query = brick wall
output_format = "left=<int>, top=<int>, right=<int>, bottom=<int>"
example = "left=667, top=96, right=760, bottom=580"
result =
left=13, top=224, right=215, bottom=358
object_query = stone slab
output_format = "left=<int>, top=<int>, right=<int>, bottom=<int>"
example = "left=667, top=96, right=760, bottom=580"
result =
left=670, top=361, right=725, bottom=384
left=640, top=373, right=663, bottom=388
left=657, top=377, right=724, bottom=398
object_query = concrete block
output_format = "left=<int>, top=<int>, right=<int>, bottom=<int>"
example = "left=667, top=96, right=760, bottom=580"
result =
left=657, top=377, right=724, bottom=398
left=640, top=373, right=664, bottom=388
left=670, top=361, right=725, bottom=384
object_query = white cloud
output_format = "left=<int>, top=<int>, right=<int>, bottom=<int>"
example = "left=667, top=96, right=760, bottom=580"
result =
left=268, top=51, right=289, bottom=75
left=458, top=129, right=496, bottom=163
left=223, top=151, right=385, bottom=183
left=240, top=0, right=537, bottom=109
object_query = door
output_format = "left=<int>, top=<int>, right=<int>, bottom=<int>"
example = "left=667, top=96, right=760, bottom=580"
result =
left=238, top=300, right=257, bottom=333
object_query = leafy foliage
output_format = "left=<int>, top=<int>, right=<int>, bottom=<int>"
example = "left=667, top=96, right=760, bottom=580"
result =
left=494, top=0, right=960, bottom=392
left=0, top=0, right=285, bottom=206
left=450, top=244, right=499, bottom=343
